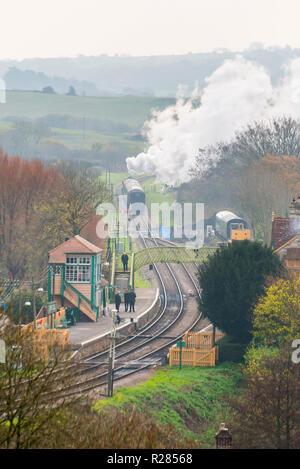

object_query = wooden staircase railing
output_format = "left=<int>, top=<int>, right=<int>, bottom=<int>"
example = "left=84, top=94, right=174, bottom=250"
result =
left=63, top=282, right=97, bottom=322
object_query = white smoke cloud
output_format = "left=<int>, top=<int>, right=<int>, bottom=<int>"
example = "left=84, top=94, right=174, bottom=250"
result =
left=126, top=55, right=300, bottom=186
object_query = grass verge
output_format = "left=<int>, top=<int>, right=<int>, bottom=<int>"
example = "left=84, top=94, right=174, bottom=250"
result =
left=94, top=363, right=242, bottom=448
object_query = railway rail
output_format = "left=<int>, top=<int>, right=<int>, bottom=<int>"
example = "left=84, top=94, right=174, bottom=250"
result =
left=52, top=228, right=207, bottom=399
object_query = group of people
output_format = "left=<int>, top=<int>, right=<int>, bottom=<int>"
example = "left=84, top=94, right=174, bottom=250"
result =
left=115, top=289, right=136, bottom=313
left=114, top=252, right=136, bottom=322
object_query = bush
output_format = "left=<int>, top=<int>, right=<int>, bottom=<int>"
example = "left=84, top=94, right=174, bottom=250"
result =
left=197, top=240, right=283, bottom=344
left=217, top=336, right=247, bottom=363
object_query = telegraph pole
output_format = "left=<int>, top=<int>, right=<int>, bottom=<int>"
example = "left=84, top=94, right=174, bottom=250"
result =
left=107, top=309, right=117, bottom=397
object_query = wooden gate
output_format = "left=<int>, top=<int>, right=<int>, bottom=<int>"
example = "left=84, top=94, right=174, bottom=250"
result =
left=169, top=330, right=224, bottom=367
left=169, top=346, right=217, bottom=367
left=183, top=330, right=224, bottom=349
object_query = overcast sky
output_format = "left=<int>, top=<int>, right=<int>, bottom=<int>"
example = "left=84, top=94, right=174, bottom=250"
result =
left=1, top=0, right=299, bottom=60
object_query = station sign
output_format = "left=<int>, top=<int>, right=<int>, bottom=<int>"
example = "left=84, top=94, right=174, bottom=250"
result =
left=47, top=301, right=56, bottom=314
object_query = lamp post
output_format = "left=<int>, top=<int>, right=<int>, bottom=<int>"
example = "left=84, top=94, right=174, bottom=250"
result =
left=27, top=285, right=44, bottom=328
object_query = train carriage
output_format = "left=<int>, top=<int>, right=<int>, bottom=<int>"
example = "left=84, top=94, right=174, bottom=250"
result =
left=122, top=178, right=146, bottom=219
left=215, top=210, right=250, bottom=242
left=122, top=178, right=146, bottom=206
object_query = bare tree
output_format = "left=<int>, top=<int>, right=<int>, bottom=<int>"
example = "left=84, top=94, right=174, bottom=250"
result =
left=0, top=307, right=78, bottom=449
left=230, top=116, right=300, bottom=166
left=191, top=116, right=300, bottom=179
left=36, top=162, right=110, bottom=241
left=236, top=155, right=300, bottom=244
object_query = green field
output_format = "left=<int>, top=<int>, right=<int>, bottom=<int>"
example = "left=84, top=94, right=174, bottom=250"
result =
left=0, top=91, right=175, bottom=128
left=141, top=176, right=177, bottom=207
left=99, top=171, right=133, bottom=187
left=0, top=91, right=175, bottom=163
left=94, top=363, right=242, bottom=448
left=50, top=127, right=145, bottom=153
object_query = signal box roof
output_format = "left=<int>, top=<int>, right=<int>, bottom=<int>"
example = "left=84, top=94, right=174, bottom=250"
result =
left=49, top=235, right=102, bottom=264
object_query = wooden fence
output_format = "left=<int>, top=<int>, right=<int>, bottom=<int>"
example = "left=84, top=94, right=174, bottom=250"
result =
left=169, top=330, right=224, bottom=367
left=183, top=330, right=224, bottom=349
left=22, top=308, right=69, bottom=353
left=34, top=328, right=69, bottom=349
left=169, top=346, right=217, bottom=367
left=23, top=307, right=67, bottom=331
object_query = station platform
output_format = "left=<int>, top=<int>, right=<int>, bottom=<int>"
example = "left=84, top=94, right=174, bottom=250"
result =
left=68, top=287, right=158, bottom=346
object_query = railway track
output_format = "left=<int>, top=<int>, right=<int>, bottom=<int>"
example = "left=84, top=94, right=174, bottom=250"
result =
left=51, top=228, right=208, bottom=399
left=152, top=237, right=200, bottom=292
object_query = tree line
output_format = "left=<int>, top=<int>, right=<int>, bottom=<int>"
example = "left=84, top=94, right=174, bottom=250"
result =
left=198, top=240, right=300, bottom=448
left=0, top=150, right=109, bottom=281
left=181, top=116, right=300, bottom=244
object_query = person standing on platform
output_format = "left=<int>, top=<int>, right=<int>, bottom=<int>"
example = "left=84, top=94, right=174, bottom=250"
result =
left=121, top=253, right=129, bottom=271
left=124, top=289, right=130, bottom=312
left=115, top=291, right=121, bottom=312
left=129, top=290, right=136, bottom=312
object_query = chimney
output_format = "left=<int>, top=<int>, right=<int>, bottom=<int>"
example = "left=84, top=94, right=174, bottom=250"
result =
left=289, top=197, right=300, bottom=220
left=289, top=197, right=300, bottom=235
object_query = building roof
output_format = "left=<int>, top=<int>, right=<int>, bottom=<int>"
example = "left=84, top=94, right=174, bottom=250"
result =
left=49, top=234, right=101, bottom=263
left=285, top=248, right=300, bottom=260
left=80, top=215, right=106, bottom=251
left=271, top=217, right=297, bottom=251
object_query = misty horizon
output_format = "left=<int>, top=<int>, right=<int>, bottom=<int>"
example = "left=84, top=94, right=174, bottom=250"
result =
left=0, top=43, right=297, bottom=63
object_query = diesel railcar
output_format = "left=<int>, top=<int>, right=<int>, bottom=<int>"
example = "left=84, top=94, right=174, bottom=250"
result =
left=215, top=210, right=250, bottom=242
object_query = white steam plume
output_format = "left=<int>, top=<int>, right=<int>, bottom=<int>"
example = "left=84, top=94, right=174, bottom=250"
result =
left=126, top=55, right=300, bottom=186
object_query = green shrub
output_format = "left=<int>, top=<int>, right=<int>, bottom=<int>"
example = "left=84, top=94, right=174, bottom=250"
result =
left=217, top=336, right=247, bottom=363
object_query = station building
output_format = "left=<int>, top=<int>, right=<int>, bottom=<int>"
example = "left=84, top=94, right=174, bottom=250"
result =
left=48, top=216, right=108, bottom=321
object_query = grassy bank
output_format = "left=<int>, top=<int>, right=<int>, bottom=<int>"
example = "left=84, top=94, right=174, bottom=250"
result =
left=94, top=363, right=242, bottom=448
